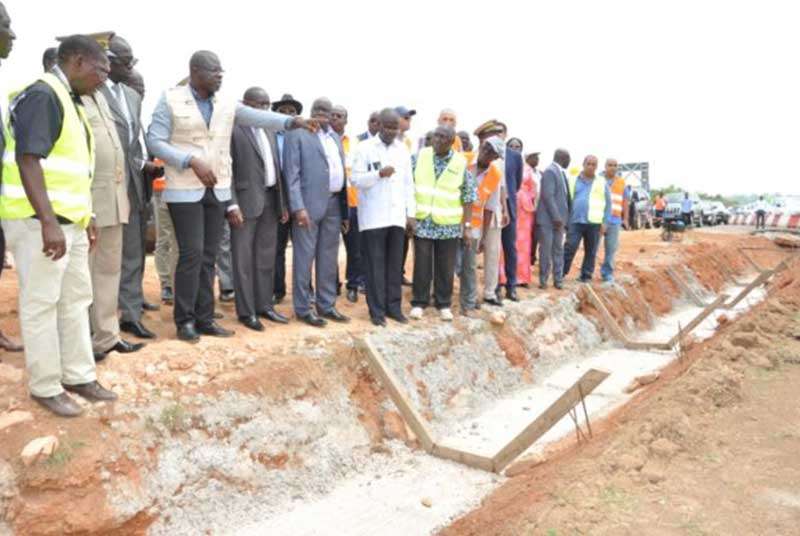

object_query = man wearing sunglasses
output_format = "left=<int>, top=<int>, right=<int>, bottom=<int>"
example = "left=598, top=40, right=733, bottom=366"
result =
left=147, top=50, right=317, bottom=342
left=95, top=35, right=162, bottom=344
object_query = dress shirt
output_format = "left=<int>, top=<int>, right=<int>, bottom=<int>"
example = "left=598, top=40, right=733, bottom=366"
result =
left=253, top=128, right=277, bottom=187
left=350, top=135, right=415, bottom=231
left=681, top=198, right=693, bottom=213
left=106, top=80, right=134, bottom=143
left=317, top=127, right=345, bottom=193
left=146, top=87, right=293, bottom=203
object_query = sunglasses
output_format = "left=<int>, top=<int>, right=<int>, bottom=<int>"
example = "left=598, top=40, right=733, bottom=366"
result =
left=107, top=50, right=138, bottom=69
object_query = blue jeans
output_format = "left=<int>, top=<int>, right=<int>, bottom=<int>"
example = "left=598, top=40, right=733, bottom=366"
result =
left=601, top=223, right=621, bottom=282
left=563, top=222, right=601, bottom=281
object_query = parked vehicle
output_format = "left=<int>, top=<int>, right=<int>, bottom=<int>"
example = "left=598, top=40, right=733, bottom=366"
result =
left=663, top=192, right=704, bottom=227
left=627, top=187, right=653, bottom=229
left=704, top=201, right=731, bottom=225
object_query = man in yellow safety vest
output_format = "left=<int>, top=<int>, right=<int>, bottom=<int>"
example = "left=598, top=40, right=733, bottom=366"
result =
left=562, top=155, right=612, bottom=283
left=1, top=35, right=118, bottom=417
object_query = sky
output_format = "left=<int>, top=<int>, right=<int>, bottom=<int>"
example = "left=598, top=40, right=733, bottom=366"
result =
left=1, top=0, right=798, bottom=196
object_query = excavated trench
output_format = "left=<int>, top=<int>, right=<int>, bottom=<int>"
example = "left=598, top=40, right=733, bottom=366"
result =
left=0, top=239, right=783, bottom=536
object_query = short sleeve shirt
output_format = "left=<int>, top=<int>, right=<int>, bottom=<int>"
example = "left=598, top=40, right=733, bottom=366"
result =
left=10, top=81, right=65, bottom=159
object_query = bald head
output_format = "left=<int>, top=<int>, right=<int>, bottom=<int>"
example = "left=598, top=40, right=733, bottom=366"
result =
left=604, top=158, right=618, bottom=180
left=108, top=35, right=135, bottom=84
left=582, top=155, right=598, bottom=178
left=438, top=108, right=457, bottom=129
left=554, top=148, right=571, bottom=169
left=377, top=108, right=399, bottom=145
left=189, top=50, right=223, bottom=96
left=432, top=125, right=455, bottom=157
left=242, top=87, right=270, bottom=110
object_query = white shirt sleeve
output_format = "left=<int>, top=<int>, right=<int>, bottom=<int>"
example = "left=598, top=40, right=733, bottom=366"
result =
left=350, top=141, right=381, bottom=189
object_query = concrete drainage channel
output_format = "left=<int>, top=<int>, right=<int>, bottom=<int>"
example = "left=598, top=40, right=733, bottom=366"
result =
left=117, top=256, right=783, bottom=536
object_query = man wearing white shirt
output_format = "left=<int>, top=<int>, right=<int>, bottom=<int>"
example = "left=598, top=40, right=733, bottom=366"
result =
left=754, top=196, right=768, bottom=230
left=103, top=36, right=162, bottom=340
left=351, top=109, right=415, bottom=326
left=229, top=87, right=290, bottom=331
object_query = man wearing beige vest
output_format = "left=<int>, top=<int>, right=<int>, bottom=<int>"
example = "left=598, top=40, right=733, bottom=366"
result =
left=82, top=88, right=145, bottom=361
left=147, top=50, right=317, bottom=342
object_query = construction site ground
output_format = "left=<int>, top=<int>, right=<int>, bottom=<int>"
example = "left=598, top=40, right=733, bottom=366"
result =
left=0, top=225, right=798, bottom=535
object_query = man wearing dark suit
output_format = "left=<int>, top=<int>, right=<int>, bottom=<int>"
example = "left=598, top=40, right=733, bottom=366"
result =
left=499, top=124, right=523, bottom=302
left=229, top=88, right=290, bottom=331
left=357, top=111, right=380, bottom=142
left=537, top=148, right=572, bottom=289
left=271, top=93, right=303, bottom=304
left=283, top=97, right=350, bottom=327
left=102, top=35, right=159, bottom=340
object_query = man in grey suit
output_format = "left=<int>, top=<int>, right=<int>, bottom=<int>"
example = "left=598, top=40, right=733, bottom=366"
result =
left=283, top=98, right=350, bottom=327
left=103, top=35, right=160, bottom=339
left=537, top=148, right=572, bottom=289
left=229, top=87, right=290, bottom=331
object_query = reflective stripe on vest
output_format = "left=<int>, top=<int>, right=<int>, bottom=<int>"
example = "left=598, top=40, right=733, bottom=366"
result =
left=413, top=148, right=466, bottom=225
left=568, top=175, right=606, bottom=224
left=0, top=73, right=95, bottom=228
left=608, top=176, right=626, bottom=218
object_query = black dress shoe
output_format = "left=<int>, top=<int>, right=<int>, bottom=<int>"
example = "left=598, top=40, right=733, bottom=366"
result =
left=484, top=297, right=504, bottom=307
left=539, top=282, right=548, bottom=290
left=554, top=281, right=564, bottom=290
left=120, top=320, right=156, bottom=339
left=31, top=392, right=83, bottom=417
left=259, top=309, right=289, bottom=324
left=220, top=290, right=235, bottom=302
left=346, top=288, right=358, bottom=303
left=94, top=351, right=108, bottom=363
left=177, top=322, right=200, bottom=343
left=298, top=312, right=327, bottom=327
left=318, top=307, right=350, bottom=323
left=239, top=316, right=265, bottom=332
left=63, top=380, right=118, bottom=402
left=506, top=288, right=519, bottom=302
left=197, top=321, right=235, bottom=337
left=387, top=312, right=409, bottom=324
left=108, top=340, right=145, bottom=354
left=371, top=317, right=387, bottom=327
left=142, top=301, right=160, bottom=312
left=161, top=286, right=174, bottom=304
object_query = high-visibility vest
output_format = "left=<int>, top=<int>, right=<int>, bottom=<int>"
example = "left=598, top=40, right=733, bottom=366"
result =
left=607, top=176, right=626, bottom=219
left=470, top=160, right=503, bottom=229
left=342, top=134, right=358, bottom=208
left=0, top=73, right=95, bottom=228
left=414, top=147, right=466, bottom=225
left=568, top=175, right=606, bottom=224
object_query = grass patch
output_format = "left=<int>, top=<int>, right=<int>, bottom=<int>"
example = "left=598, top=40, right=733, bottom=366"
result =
left=45, top=438, right=87, bottom=468
left=160, top=403, right=189, bottom=433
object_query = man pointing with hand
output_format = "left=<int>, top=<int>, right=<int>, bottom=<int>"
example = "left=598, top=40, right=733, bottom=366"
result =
left=147, top=50, right=317, bottom=342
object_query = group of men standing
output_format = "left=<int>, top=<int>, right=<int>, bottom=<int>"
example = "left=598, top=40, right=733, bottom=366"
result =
left=0, top=10, right=631, bottom=418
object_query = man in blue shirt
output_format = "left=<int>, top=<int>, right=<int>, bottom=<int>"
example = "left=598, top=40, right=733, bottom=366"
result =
left=563, top=155, right=612, bottom=283
left=681, top=193, right=693, bottom=226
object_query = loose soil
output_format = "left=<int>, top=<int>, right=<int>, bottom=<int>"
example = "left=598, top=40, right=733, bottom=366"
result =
left=441, top=241, right=800, bottom=536
left=0, top=225, right=794, bottom=535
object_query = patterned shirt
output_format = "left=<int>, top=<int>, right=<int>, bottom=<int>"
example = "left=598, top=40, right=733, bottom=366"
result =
left=414, top=150, right=477, bottom=240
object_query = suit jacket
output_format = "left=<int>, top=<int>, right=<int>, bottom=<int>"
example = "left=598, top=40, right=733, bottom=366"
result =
left=282, top=128, right=348, bottom=223
left=504, top=148, right=523, bottom=221
left=99, top=82, right=150, bottom=212
left=83, top=92, right=130, bottom=228
left=230, top=123, right=288, bottom=220
left=538, top=162, right=571, bottom=228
